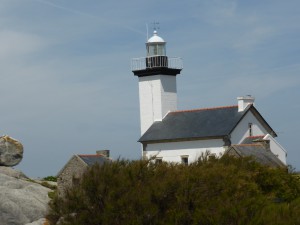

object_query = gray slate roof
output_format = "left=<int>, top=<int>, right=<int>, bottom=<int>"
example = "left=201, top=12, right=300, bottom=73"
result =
left=78, top=155, right=109, bottom=166
left=139, top=105, right=275, bottom=143
left=227, top=144, right=284, bottom=168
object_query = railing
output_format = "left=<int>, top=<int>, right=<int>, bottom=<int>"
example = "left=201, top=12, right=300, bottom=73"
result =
left=131, top=56, right=183, bottom=71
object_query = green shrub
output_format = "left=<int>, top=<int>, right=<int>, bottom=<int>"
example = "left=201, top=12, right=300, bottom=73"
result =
left=43, top=176, right=57, bottom=182
left=47, top=156, right=300, bottom=225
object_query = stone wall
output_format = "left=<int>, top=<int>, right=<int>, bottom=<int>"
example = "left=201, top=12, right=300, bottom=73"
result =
left=57, top=155, right=87, bottom=196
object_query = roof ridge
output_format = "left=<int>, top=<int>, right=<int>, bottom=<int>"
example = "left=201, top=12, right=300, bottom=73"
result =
left=78, top=154, right=104, bottom=157
left=170, top=105, right=238, bottom=114
left=233, top=144, right=262, bottom=147
left=248, top=135, right=265, bottom=139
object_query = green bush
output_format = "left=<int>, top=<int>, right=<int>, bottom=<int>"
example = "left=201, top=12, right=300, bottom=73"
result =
left=43, top=176, right=57, bottom=182
left=47, top=155, right=300, bottom=225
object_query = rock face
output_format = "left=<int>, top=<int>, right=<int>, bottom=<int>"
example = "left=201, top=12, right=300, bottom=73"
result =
left=25, top=218, right=49, bottom=225
left=0, top=172, right=51, bottom=225
left=0, top=166, right=28, bottom=179
left=0, top=135, right=23, bottom=166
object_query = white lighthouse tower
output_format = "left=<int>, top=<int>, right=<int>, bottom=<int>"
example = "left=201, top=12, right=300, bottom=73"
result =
left=131, top=30, right=183, bottom=135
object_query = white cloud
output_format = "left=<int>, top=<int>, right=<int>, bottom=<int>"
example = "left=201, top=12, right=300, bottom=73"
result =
left=221, top=63, right=300, bottom=99
left=232, top=26, right=275, bottom=51
left=189, top=0, right=238, bottom=25
left=0, top=30, right=47, bottom=60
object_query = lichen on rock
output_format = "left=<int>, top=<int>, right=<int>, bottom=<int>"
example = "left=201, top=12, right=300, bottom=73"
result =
left=0, top=135, right=23, bottom=166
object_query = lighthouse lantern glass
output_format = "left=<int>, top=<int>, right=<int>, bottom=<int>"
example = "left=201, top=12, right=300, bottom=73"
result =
left=147, top=43, right=166, bottom=56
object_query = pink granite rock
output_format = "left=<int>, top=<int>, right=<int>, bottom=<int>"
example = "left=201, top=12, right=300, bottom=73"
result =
left=0, top=135, right=23, bottom=166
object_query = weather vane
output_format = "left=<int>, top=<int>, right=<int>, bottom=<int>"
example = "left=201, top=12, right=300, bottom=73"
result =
left=146, top=21, right=160, bottom=40
left=152, top=21, right=160, bottom=31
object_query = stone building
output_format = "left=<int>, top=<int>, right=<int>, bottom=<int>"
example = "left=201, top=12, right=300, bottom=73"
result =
left=57, top=150, right=110, bottom=196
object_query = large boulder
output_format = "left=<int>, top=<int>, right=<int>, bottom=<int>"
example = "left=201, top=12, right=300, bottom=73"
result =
left=0, top=172, right=51, bottom=225
left=0, top=166, right=28, bottom=179
left=0, top=135, right=23, bottom=166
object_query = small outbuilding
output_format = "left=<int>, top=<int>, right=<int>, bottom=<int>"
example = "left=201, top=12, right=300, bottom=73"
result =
left=225, top=136, right=285, bottom=168
left=57, top=150, right=110, bottom=196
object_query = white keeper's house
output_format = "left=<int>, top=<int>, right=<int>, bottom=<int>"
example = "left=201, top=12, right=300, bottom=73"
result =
left=131, top=30, right=287, bottom=166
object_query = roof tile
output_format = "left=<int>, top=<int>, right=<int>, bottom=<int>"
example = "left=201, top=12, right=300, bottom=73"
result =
left=139, top=105, right=244, bottom=142
left=78, top=154, right=110, bottom=166
left=170, top=105, right=238, bottom=114
left=229, top=144, right=284, bottom=167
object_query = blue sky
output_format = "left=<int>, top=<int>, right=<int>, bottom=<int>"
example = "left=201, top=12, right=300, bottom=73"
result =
left=1, top=0, right=299, bottom=177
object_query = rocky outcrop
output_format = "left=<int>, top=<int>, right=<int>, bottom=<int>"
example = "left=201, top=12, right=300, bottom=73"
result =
left=0, top=172, right=51, bottom=225
left=0, top=135, right=23, bottom=166
left=0, top=166, right=28, bottom=179
left=25, top=218, right=49, bottom=225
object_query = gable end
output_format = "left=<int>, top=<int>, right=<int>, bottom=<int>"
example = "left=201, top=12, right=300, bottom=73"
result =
left=229, top=105, right=277, bottom=138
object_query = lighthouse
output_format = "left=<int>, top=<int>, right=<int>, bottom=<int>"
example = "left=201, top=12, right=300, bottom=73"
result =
left=131, top=29, right=287, bottom=167
left=131, top=30, right=183, bottom=135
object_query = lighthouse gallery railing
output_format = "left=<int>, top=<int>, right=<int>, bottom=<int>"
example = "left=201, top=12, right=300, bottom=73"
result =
left=131, top=56, right=183, bottom=71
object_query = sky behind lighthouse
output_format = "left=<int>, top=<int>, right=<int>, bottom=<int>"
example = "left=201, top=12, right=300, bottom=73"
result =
left=0, top=0, right=299, bottom=177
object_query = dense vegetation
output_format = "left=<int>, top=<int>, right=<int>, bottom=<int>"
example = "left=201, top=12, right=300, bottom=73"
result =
left=47, top=154, right=300, bottom=225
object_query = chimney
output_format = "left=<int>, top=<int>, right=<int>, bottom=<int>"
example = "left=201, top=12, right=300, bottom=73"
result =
left=237, top=95, right=255, bottom=112
left=254, top=139, right=271, bottom=152
left=96, top=150, right=110, bottom=157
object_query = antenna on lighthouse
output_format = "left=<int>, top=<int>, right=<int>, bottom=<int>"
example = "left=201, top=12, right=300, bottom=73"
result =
left=146, top=23, right=149, bottom=41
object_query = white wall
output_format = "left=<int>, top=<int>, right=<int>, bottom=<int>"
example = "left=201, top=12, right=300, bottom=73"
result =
left=141, top=103, right=286, bottom=164
left=160, top=75, right=177, bottom=119
left=230, top=111, right=269, bottom=144
left=138, top=75, right=177, bottom=135
left=264, top=134, right=287, bottom=165
left=144, top=139, right=225, bottom=164
left=230, top=111, right=287, bottom=165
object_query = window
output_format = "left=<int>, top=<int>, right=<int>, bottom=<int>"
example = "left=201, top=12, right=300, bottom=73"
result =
left=248, top=123, right=253, bottom=136
left=72, top=176, right=80, bottom=187
left=155, top=158, right=163, bottom=164
left=181, top=156, right=189, bottom=165
left=147, top=44, right=166, bottom=56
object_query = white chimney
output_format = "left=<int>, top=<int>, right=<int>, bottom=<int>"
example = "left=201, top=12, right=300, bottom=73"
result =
left=237, top=95, right=255, bottom=112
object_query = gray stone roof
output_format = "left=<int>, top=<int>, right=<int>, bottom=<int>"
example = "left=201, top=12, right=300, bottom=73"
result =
left=139, top=105, right=276, bottom=143
left=227, top=144, right=285, bottom=168
left=78, top=155, right=109, bottom=166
